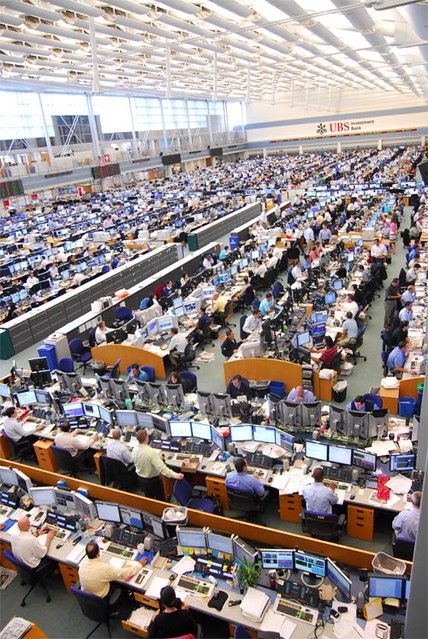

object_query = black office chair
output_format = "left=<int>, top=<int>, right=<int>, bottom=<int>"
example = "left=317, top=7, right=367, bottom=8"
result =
left=300, top=510, right=346, bottom=542
left=180, top=341, right=200, bottom=371
left=347, top=329, right=367, bottom=365
left=88, top=327, right=97, bottom=348
left=226, top=487, right=268, bottom=523
left=70, top=586, right=115, bottom=639
left=2, top=433, right=35, bottom=462
left=51, top=445, right=78, bottom=477
left=99, top=455, right=135, bottom=491
left=326, top=351, right=342, bottom=372
left=3, top=550, right=54, bottom=607
left=392, top=532, right=415, bottom=561
left=239, top=314, right=248, bottom=340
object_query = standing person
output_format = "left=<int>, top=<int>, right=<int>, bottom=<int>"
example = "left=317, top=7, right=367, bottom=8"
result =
left=148, top=586, right=198, bottom=639
left=132, top=429, right=183, bottom=500
left=221, top=328, right=240, bottom=358
left=384, top=278, right=401, bottom=329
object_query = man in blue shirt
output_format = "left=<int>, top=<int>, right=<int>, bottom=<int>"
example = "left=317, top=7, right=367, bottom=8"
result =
left=127, top=363, right=149, bottom=383
left=317, top=224, right=332, bottom=243
left=346, top=395, right=375, bottom=412
left=387, top=342, right=413, bottom=377
left=287, top=385, right=316, bottom=403
left=398, top=301, right=413, bottom=323
left=392, top=491, right=422, bottom=541
left=225, top=457, right=266, bottom=498
left=219, top=245, right=229, bottom=260
left=401, top=286, right=416, bottom=305
left=302, top=467, right=338, bottom=514
left=259, top=292, right=274, bottom=315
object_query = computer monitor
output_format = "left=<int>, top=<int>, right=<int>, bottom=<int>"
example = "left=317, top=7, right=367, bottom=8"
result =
left=158, top=315, right=176, bottom=333
left=0, top=467, right=18, bottom=486
left=29, top=357, right=49, bottom=372
left=352, top=448, right=377, bottom=472
left=183, top=300, right=198, bottom=315
left=95, top=500, right=121, bottom=523
left=63, top=402, right=84, bottom=418
left=212, top=393, right=232, bottom=419
left=328, top=444, right=352, bottom=466
left=136, top=412, right=154, bottom=429
left=300, top=401, right=321, bottom=428
left=110, top=379, right=131, bottom=403
left=147, top=318, right=159, bottom=337
left=251, top=249, right=260, bottom=260
left=197, top=391, right=214, bottom=415
left=0, top=383, right=11, bottom=399
left=326, top=559, right=352, bottom=601
left=83, top=403, right=100, bottom=419
left=169, top=421, right=192, bottom=438
left=390, top=453, right=416, bottom=473
left=346, top=410, right=370, bottom=440
left=295, top=331, right=311, bottom=348
left=165, top=384, right=185, bottom=408
left=173, top=297, right=183, bottom=312
left=177, top=528, right=207, bottom=549
left=99, top=405, right=113, bottom=425
left=202, top=286, right=216, bottom=299
left=331, top=279, right=343, bottom=291
left=207, top=532, right=233, bottom=555
left=34, top=389, right=51, bottom=404
left=260, top=549, right=294, bottom=571
left=135, top=380, right=150, bottom=402
left=230, top=424, right=253, bottom=442
left=280, top=400, right=299, bottom=428
left=210, top=426, right=224, bottom=450
left=116, top=410, right=138, bottom=428
left=146, top=382, right=166, bottom=405
left=253, top=425, right=276, bottom=444
left=324, top=291, right=336, bottom=305
left=312, top=311, right=328, bottom=323
left=368, top=576, right=404, bottom=600
left=233, top=537, right=258, bottom=565
left=29, top=486, right=56, bottom=506
left=15, top=390, right=37, bottom=407
left=275, top=430, right=295, bottom=453
left=191, top=421, right=211, bottom=440
left=74, top=492, right=96, bottom=520
left=119, top=506, right=144, bottom=530
left=142, top=513, right=166, bottom=539
left=55, top=488, right=76, bottom=510
left=294, top=551, right=326, bottom=577
left=403, top=578, right=410, bottom=602
left=305, top=440, right=328, bottom=462
left=329, top=405, right=346, bottom=433
left=151, top=414, right=170, bottom=434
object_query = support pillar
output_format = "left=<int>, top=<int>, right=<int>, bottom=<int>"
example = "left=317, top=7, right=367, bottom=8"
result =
left=337, top=142, right=342, bottom=153
left=86, top=94, right=101, bottom=160
left=377, top=139, right=382, bottom=150
left=37, top=93, right=54, bottom=166
left=128, top=96, right=138, bottom=159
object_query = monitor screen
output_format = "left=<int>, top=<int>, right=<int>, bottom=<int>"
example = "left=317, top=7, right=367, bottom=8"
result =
left=294, top=551, right=326, bottom=577
left=55, top=488, right=76, bottom=510
left=83, top=403, right=101, bottom=419
left=147, top=318, right=158, bottom=335
left=175, top=305, right=185, bottom=319
left=158, top=316, right=175, bottom=333
left=137, top=412, right=154, bottom=428
left=152, top=414, right=170, bottom=434
left=0, top=383, right=11, bottom=399
left=260, top=549, right=294, bottom=570
left=74, top=492, right=95, bottom=519
left=332, top=279, right=343, bottom=291
left=63, top=402, right=84, bottom=418
left=230, top=424, right=253, bottom=442
left=116, top=410, right=138, bottom=427
left=99, top=405, right=113, bottom=425
left=253, top=426, right=276, bottom=444
left=207, top=532, right=233, bottom=555
left=169, top=421, right=192, bottom=438
left=313, top=311, right=328, bottom=323
left=325, top=291, right=337, bottom=305
left=191, top=421, right=211, bottom=440
left=177, top=528, right=207, bottom=549
left=234, top=538, right=258, bottom=565
left=0, top=467, right=18, bottom=486
left=183, top=301, right=197, bottom=314
left=119, top=506, right=144, bottom=530
left=251, top=250, right=260, bottom=260
left=390, top=453, right=416, bottom=473
left=15, top=390, right=37, bottom=407
left=34, top=389, right=51, bottom=404
left=352, top=449, right=377, bottom=472
left=29, top=487, right=56, bottom=506
left=326, top=559, right=352, bottom=601
left=328, top=444, right=352, bottom=466
left=95, top=501, right=121, bottom=523
left=305, top=440, right=328, bottom=462
left=368, top=576, right=404, bottom=599
left=275, top=431, right=294, bottom=452
left=173, top=297, right=183, bottom=311
left=210, top=426, right=224, bottom=450
left=403, top=579, right=410, bottom=601
left=295, top=331, right=311, bottom=348
left=202, top=287, right=216, bottom=299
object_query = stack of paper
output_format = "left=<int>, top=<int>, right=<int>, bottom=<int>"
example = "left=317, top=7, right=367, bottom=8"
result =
left=65, top=545, right=86, bottom=565
left=145, top=576, right=170, bottom=599
left=385, top=474, right=413, bottom=495
left=171, top=556, right=196, bottom=576
left=128, top=607, right=155, bottom=629
left=240, top=587, right=270, bottom=622
left=259, top=609, right=297, bottom=638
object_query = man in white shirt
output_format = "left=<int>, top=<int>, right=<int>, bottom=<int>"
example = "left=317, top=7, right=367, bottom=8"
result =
left=54, top=421, right=99, bottom=469
left=255, top=260, right=267, bottom=278
left=202, top=253, right=214, bottom=270
left=169, top=327, right=188, bottom=367
left=1, top=406, right=42, bottom=447
left=242, top=309, right=262, bottom=337
left=71, top=270, right=85, bottom=287
left=11, top=516, right=55, bottom=571
left=343, top=294, right=359, bottom=318
left=371, top=239, right=387, bottom=261
left=25, top=272, right=39, bottom=289
left=95, top=320, right=109, bottom=345
left=106, top=429, right=132, bottom=466
left=291, top=263, right=306, bottom=282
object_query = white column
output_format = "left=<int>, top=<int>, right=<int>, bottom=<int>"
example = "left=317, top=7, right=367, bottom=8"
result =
left=377, top=139, right=382, bottom=150
left=207, top=100, right=213, bottom=145
left=86, top=94, right=101, bottom=160
left=299, top=145, right=303, bottom=154
left=421, top=135, right=426, bottom=147
left=263, top=148, right=267, bottom=158
left=337, top=142, right=342, bottom=153
left=185, top=99, right=192, bottom=150
left=160, top=98, right=168, bottom=150
left=128, top=96, right=138, bottom=158
left=37, top=93, right=54, bottom=165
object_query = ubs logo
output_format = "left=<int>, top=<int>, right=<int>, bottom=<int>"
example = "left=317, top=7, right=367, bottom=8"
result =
left=317, top=123, right=327, bottom=135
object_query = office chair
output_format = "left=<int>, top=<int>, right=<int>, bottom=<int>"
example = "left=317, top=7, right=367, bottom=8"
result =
left=140, top=365, right=155, bottom=382
left=180, top=370, right=197, bottom=392
left=104, top=358, right=121, bottom=379
left=69, top=338, right=92, bottom=371
left=180, top=342, right=200, bottom=371
left=101, top=265, right=110, bottom=274
left=58, top=357, right=74, bottom=373
left=99, top=455, right=135, bottom=491
left=392, top=532, right=415, bottom=561
left=381, top=350, right=389, bottom=376
left=70, top=587, right=115, bottom=639
left=87, top=327, right=97, bottom=348
left=2, top=433, right=35, bottom=462
left=173, top=478, right=216, bottom=514
left=114, top=306, right=133, bottom=326
left=347, top=330, right=367, bottom=365
left=241, top=286, right=255, bottom=308
left=226, top=487, right=268, bottom=523
left=239, top=315, right=248, bottom=340
left=51, top=445, right=78, bottom=477
left=300, top=510, right=346, bottom=542
left=3, top=550, right=53, bottom=607
left=363, top=393, right=383, bottom=409
left=234, top=626, right=252, bottom=639
left=327, top=351, right=342, bottom=372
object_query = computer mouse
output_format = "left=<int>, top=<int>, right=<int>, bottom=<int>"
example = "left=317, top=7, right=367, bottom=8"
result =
left=350, top=494, right=356, bottom=500
left=201, top=464, right=206, bottom=469
left=268, top=477, right=273, bottom=483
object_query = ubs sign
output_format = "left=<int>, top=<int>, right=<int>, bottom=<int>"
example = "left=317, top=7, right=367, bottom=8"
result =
left=316, top=119, right=375, bottom=136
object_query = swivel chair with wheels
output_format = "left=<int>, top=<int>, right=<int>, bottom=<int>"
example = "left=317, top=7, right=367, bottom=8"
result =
left=300, top=510, right=346, bottom=542
left=69, top=338, right=92, bottom=371
left=226, top=487, right=268, bottom=523
left=70, top=587, right=115, bottom=639
left=3, top=550, right=54, bottom=607
left=51, top=445, right=78, bottom=477
left=2, top=433, right=34, bottom=462
left=392, top=532, right=415, bottom=561
left=99, top=455, right=135, bottom=491
left=173, top=478, right=216, bottom=514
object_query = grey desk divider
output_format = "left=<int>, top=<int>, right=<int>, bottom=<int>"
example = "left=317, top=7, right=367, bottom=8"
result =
left=187, top=202, right=261, bottom=251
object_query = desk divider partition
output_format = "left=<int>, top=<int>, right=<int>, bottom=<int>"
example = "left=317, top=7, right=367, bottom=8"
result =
left=1, top=458, right=412, bottom=573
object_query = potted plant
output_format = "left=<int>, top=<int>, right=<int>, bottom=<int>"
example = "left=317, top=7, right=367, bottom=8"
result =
left=238, top=556, right=261, bottom=593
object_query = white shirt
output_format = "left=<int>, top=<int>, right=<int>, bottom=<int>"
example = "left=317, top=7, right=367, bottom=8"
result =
left=256, top=263, right=267, bottom=278
left=243, top=315, right=261, bottom=334
left=2, top=417, right=34, bottom=442
left=95, top=326, right=107, bottom=344
left=343, top=300, right=359, bottom=318
left=202, top=257, right=213, bottom=270
left=54, top=431, right=94, bottom=457
left=169, top=332, right=187, bottom=354
left=25, top=276, right=39, bottom=288
left=11, top=530, right=47, bottom=568
left=72, top=272, right=85, bottom=286
left=371, top=243, right=387, bottom=258
left=106, top=439, right=132, bottom=466
left=291, top=265, right=304, bottom=281
left=267, top=255, right=278, bottom=269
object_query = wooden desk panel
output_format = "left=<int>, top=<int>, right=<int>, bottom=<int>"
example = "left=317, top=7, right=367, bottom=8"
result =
left=33, top=440, right=56, bottom=472
left=91, top=344, right=167, bottom=378
left=0, top=434, right=12, bottom=460
left=379, top=375, right=424, bottom=415
left=379, top=387, right=399, bottom=414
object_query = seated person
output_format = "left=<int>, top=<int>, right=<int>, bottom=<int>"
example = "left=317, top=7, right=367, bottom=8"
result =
left=95, top=320, right=110, bottom=345
left=392, top=491, right=421, bottom=542
left=221, top=328, right=241, bottom=358
left=391, top=321, right=409, bottom=347
left=127, top=363, right=149, bottom=383
left=346, top=394, right=375, bottom=412
left=194, top=306, right=213, bottom=343
left=226, top=374, right=251, bottom=399
left=401, top=285, right=416, bottom=305
left=387, top=341, right=416, bottom=378
left=1, top=406, right=44, bottom=447
left=343, top=294, right=359, bottom=318
left=168, top=370, right=193, bottom=394
left=11, top=516, right=56, bottom=572
left=54, top=420, right=99, bottom=470
left=337, top=311, right=358, bottom=347
left=169, top=327, right=188, bottom=368
left=106, top=429, right=133, bottom=467
left=398, top=301, right=413, bottom=323
left=242, top=309, right=262, bottom=338
left=287, top=385, right=316, bottom=403
left=148, top=585, right=198, bottom=639
left=302, top=467, right=338, bottom=514
left=225, top=457, right=267, bottom=498
left=271, top=279, right=284, bottom=300
left=259, top=292, right=274, bottom=315
left=162, top=279, right=174, bottom=298
left=312, top=336, right=338, bottom=369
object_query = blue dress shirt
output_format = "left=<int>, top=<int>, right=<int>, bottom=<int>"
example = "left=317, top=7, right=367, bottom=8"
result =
left=259, top=298, right=273, bottom=315
left=225, top=471, right=265, bottom=497
left=392, top=507, right=420, bottom=541
left=302, top=482, right=338, bottom=514
left=287, top=388, right=316, bottom=402
left=387, top=346, right=406, bottom=371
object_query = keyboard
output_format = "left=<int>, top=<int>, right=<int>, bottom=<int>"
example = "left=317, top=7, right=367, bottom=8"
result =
left=105, top=542, right=136, bottom=559
left=323, top=465, right=353, bottom=483
left=44, top=525, right=70, bottom=541
left=278, top=581, right=320, bottom=608
left=175, top=575, right=211, bottom=596
left=275, top=598, right=317, bottom=624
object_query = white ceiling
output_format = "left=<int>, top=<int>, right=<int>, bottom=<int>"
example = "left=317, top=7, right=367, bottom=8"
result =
left=0, top=0, right=427, bottom=101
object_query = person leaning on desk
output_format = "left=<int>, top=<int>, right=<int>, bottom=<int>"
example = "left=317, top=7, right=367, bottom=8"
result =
left=132, top=429, right=183, bottom=500
left=227, top=374, right=251, bottom=399
left=287, top=386, right=316, bottom=403
left=387, top=342, right=418, bottom=378
left=221, top=328, right=241, bottom=358
left=127, top=363, right=150, bottom=383
left=11, top=516, right=56, bottom=573
left=242, top=308, right=262, bottom=338
left=346, top=395, right=375, bottom=412
left=311, top=336, right=338, bottom=369
left=54, top=420, right=100, bottom=470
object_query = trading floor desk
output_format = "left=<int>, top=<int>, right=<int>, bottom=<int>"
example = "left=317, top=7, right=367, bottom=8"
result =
left=91, top=342, right=170, bottom=378
left=379, top=376, right=424, bottom=415
left=224, top=358, right=335, bottom=402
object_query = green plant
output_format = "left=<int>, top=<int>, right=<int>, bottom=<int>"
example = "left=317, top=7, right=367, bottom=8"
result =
left=238, top=556, right=261, bottom=591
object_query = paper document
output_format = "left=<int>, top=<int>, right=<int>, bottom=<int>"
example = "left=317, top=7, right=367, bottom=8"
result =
left=22, top=423, right=36, bottom=435
left=128, top=607, right=155, bottom=629
left=366, top=440, right=397, bottom=456
left=335, top=489, right=347, bottom=506
left=241, top=441, right=259, bottom=453
left=270, top=475, right=289, bottom=491
left=259, top=609, right=284, bottom=634
left=280, top=618, right=297, bottom=639
left=65, top=545, right=86, bottom=565
left=385, top=474, right=412, bottom=495
left=172, top=556, right=196, bottom=576
left=145, top=576, right=170, bottom=599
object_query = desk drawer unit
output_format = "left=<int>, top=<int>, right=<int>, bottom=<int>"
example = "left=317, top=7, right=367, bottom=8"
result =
left=279, top=493, right=303, bottom=523
left=206, top=476, right=229, bottom=510
left=33, top=440, right=56, bottom=472
left=59, top=563, right=79, bottom=591
left=347, top=504, right=374, bottom=540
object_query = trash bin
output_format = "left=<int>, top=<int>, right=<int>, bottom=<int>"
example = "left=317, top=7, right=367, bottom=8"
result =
left=229, top=233, right=240, bottom=250
left=0, top=329, right=14, bottom=360
left=416, top=382, right=424, bottom=416
left=332, top=381, right=348, bottom=403
left=187, top=233, right=199, bottom=251
left=268, top=381, right=285, bottom=398
left=398, top=397, right=416, bottom=418
left=37, top=343, right=58, bottom=371
left=372, top=552, right=406, bottom=576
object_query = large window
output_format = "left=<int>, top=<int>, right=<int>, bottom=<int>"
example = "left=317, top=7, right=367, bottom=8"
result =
left=188, top=100, right=208, bottom=128
left=132, top=97, right=163, bottom=132
left=0, top=91, right=46, bottom=140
